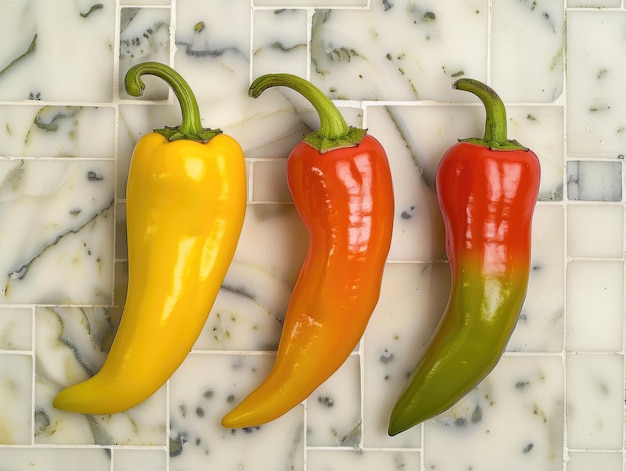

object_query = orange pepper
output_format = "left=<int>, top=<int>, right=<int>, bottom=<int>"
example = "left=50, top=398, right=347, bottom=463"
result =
left=222, top=74, right=395, bottom=428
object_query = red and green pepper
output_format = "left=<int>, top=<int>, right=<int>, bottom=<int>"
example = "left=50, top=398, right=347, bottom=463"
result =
left=388, top=78, right=541, bottom=435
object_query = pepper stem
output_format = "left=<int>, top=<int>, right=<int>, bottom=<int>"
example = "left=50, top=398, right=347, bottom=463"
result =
left=249, top=73, right=366, bottom=153
left=125, top=61, right=220, bottom=142
left=453, top=78, right=526, bottom=151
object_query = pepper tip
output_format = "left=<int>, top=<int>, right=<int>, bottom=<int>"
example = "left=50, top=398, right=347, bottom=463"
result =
left=387, top=419, right=406, bottom=437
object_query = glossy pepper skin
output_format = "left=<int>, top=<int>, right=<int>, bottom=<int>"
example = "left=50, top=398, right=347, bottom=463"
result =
left=53, top=62, right=246, bottom=414
left=221, top=74, right=394, bottom=428
left=388, top=78, right=540, bottom=436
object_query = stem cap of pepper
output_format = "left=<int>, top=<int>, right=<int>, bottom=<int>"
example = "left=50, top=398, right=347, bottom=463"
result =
left=125, top=61, right=222, bottom=143
left=453, top=78, right=527, bottom=152
left=248, top=73, right=366, bottom=153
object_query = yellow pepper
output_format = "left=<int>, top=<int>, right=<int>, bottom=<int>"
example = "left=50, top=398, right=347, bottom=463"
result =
left=53, top=62, right=246, bottom=414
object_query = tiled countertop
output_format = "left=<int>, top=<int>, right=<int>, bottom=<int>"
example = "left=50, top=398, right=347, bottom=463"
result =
left=0, top=1, right=624, bottom=470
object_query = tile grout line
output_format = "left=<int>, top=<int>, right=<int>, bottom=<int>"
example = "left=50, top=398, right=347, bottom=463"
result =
left=30, top=305, right=36, bottom=447
left=486, top=0, right=492, bottom=86
left=110, top=3, right=122, bottom=468
left=111, top=0, right=123, bottom=333
left=622, top=139, right=626, bottom=471
left=306, top=7, right=313, bottom=81
left=165, top=1, right=177, bottom=469
left=560, top=5, right=572, bottom=463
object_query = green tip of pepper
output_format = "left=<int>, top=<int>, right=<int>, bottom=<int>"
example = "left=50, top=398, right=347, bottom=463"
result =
left=387, top=417, right=408, bottom=437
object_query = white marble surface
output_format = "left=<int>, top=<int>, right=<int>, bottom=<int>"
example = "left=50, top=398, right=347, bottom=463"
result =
left=0, top=1, right=624, bottom=470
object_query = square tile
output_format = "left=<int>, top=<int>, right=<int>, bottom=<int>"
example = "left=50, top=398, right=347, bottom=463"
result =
left=567, top=161, right=622, bottom=201
left=307, top=449, right=420, bottom=471
left=114, top=449, right=167, bottom=471
left=252, top=9, right=308, bottom=78
left=306, top=355, right=361, bottom=447
left=169, top=353, right=305, bottom=471
left=566, top=353, right=624, bottom=449
left=567, top=205, right=624, bottom=258
left=567, top=451, right=623, bottom=470
left=0, top=160, right=114, bottom=304
left=423, top=356, right=564, bottom=471
left=0, top=354, right=32, bottom=444
left=492, top=0, right=564, bottom=102
left=310, top=2, right=488, bottom=101
left=0, top=1, right=115, bottom=102
left=566, top=261, right=624, bottom=352
left=119, top=7, right=172, bottom=100
left=567, top=11, right=626, bottom=156
left=0, top=307, right=33, bottom=351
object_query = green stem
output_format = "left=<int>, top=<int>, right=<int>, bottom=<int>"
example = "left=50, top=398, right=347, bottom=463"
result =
left=453, top=78, right=526, bottom=151
left=249, top=73, right=365, bottom=153
left=125, top=61, right=220, bottom=142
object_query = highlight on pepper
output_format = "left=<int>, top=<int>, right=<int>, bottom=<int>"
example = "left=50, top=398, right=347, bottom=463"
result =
left=53, top=62, right=247, bottom=415
left=387, top=78, right=541, bottom=436
left=221, top=73, right=395, bottom=429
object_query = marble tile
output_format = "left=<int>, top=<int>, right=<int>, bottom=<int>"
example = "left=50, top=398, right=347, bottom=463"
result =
left=365, top=105, right=450, bottom=262
left=119, top=7, right=171, bottom=100
left=567, top=205, right=624, bottom=258
left=0, top=354, right=33, bottom=445
left=252, top=9, right=308, bottom=78
left=0, top=448, right=111, bottom=471
left=565, top=262, right=624, bottom=352
left=0, top=160, right=113, bottom=304
left=121, top=0, right=169, bottom=5
left=567, top=451, right=623, bottom=470
left=566, top=353, right=624, bottom=450
left=169, top=353, right=305, bottom=471
left=363, top=262, right=450, bottom=449
left=255, top=0, right=367, bottom=6
left=0, top=307, right=33, bottom=351
left=491, top=0, right=564, bottom=102
left=35, top=307, right=114, bottom=392
left=310, top=1, right=489, bottom=101
left=34, top=306, right=167, bottom=446
left=193, top=204, right=308, bottom=351
left=114, top=201, right=127, bottom=260
left=113, top=449, right=167, bottom=471
left=567, top=11, right=626, bottom=156
left=507, top=204, right=565, bottom=353
left=174, top=0, right=251, bottom=123
left=251, top=160, right=291, bottom=202
left=567, top=161, right=623, bottom=201
left=568, top=0, right=620, bottom=5
left=423, top=355, right=564, bottom=471
left=306, top=449, right=420, bottom=471
left=306, top=354, right=361, bottom=447
left=0, top=1, right=115, bottom=102
left=0, top=105, right=115, bottom=159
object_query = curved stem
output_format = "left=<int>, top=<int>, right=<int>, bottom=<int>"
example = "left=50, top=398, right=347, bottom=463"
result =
left=125, top=61, right=217, bottom=141
left=249, top=73, right=349, bottom=140
left=452, top=78, right=524, bottom=148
